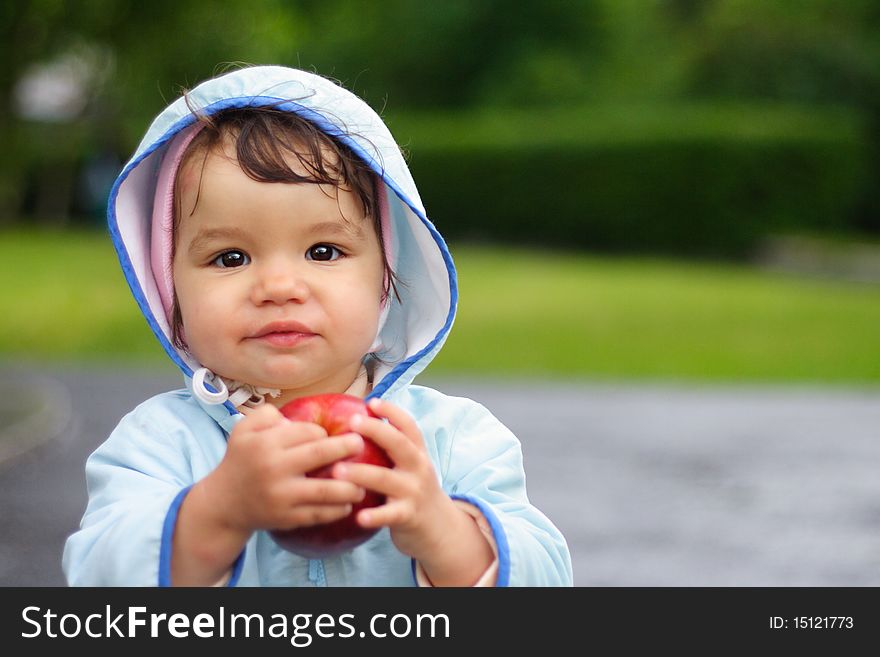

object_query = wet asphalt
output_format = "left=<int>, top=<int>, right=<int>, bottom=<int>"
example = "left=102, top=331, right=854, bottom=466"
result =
left=1, top=363, right=879, bottom=587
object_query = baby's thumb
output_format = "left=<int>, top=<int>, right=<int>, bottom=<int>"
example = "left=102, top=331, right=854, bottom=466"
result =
left=241, top=403, right=283, bottom=430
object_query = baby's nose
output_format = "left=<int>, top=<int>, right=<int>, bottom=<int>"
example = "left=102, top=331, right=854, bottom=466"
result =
left=252, top=263, right=310, bottom=304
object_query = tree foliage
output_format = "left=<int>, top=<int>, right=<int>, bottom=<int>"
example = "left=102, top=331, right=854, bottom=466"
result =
left=3, top=0, right=879, bottom=232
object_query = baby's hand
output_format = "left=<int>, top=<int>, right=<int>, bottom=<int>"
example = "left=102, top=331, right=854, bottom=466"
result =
left=205, top=404, right=367, bottom=535
left=330, top=399, right=461, bottom=563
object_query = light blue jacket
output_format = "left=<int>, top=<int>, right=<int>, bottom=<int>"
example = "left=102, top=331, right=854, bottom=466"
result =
left=62, top=66, right=572, bottom=586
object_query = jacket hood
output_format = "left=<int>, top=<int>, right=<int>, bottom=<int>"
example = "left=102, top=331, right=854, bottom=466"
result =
left=109, top=65, right=457, bottom=416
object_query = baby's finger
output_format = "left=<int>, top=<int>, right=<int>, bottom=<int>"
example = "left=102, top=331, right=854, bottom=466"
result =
left=366, top=398, right=424, bottom=447
left=332, top=461, right=410, bottom=498
left=355, top=500, right=413, bottom=529
left=270, top=477, right=365, bottom=529
left=349, top=415, right=420, bottom=469
left=288, top=433, right=364, bottom=473
left=274, top=421, right=329, bottom=447
left=285, top=477, right=366, bottom=506
left=279, top=504, right=354, bottom=529
left=238, top=403, right=283, bottom=431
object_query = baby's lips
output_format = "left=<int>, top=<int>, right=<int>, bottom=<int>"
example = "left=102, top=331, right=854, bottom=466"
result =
left=249, top=319, right=316, bottom=338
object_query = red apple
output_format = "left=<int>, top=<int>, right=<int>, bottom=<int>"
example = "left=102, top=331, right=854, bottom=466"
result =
left=268, top=393, right=393, bottom=558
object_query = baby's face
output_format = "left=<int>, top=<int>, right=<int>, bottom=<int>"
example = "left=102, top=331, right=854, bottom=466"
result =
left=172, top=138, right=385, bottom=403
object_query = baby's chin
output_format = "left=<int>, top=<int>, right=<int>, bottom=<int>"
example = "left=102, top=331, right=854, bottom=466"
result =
left=211, top=371, right=317, bottom=396
left=203, top=358, right=368, bottom=398
left=216, top=371, right=284, bottom=390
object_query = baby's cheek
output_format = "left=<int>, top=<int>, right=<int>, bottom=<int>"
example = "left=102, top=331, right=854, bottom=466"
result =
left=175, top=298, right=211, bottom=354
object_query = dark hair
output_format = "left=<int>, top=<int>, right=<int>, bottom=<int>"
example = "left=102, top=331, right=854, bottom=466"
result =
left=169, top=105, right=400, bottom=350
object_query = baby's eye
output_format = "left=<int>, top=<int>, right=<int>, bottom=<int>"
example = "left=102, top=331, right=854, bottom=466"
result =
left=306, top=244, right=343, bottom=262
left=211, top=250, right=250, bottom=268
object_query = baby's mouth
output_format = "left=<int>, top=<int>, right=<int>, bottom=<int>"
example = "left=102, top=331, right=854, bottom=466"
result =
left=249, top=320, right=317, bottom=347
left=251, top=320, right=316, bottom=338
left=254, top=331, right=316, bottom=347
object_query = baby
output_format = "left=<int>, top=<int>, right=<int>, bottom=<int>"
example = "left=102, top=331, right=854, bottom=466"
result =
left=63, top=65, right=572, bottom=586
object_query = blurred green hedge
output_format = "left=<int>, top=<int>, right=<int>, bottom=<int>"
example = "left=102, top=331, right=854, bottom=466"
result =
left=388, top=103, right=868, bottom=257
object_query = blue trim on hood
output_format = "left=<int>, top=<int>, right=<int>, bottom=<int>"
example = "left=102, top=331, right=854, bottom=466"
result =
left=366, top=174, right=458, bottom=401
left=107, top=113, right=200, bottom=377
left=109, top=95, right=457, bottom=414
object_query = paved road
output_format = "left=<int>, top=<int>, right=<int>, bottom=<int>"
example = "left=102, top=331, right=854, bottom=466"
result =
left=2, top=363, right=879, bottom=586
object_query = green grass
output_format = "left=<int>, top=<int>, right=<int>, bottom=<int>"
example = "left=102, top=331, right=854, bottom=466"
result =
left=2, top=227, right=879, bottom=384
left=1, top=227, right=169, bottom=363
left=433, top=245, right=880, bottom=384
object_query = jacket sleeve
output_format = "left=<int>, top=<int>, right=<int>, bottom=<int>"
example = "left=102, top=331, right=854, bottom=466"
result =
left=440, top=400, right=573, bottom=586
left=62, top=404, right=244, bottom=586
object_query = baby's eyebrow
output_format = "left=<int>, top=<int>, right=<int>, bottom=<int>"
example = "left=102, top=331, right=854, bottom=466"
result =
left=187, top=226, right=251, bottom=253
left=186, top=221, right=363, bottom=253
left=304, top=221, right=364, bottom=239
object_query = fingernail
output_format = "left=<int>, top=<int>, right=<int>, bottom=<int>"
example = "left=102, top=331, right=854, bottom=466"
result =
left=334, top=463, right=348, bottom=477
left=350, top=415, right=362, bottom=428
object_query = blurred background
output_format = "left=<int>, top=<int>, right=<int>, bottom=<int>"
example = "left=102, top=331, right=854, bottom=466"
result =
left=1, top=0, right=879, bottom=586
left=1, top=0, right=879, bottom=379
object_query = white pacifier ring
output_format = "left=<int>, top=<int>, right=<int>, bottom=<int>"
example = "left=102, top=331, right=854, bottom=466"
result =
left=192, top=367, right=230, bottom=405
